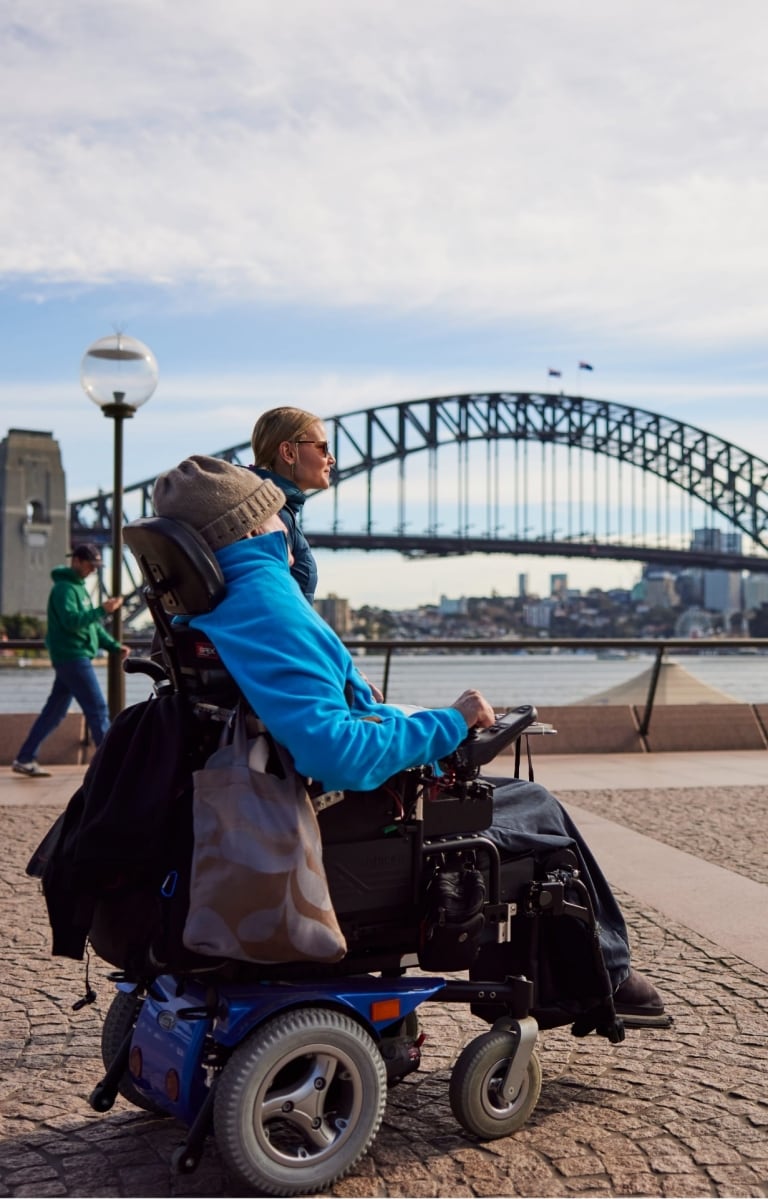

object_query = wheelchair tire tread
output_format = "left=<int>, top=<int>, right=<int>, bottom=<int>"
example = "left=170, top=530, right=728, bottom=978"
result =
left=213, top=1006, right=387, bottom=1196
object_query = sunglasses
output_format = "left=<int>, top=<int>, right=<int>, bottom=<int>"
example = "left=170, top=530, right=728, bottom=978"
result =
left=295, top=440, right=332, bottom=456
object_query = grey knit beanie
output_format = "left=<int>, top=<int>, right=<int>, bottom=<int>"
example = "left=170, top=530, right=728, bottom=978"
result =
left=152, top=455, right=285, bottom=551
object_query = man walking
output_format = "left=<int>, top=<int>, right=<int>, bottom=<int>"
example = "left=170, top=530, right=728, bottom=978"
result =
left=12, top=543, right=128, bottom=777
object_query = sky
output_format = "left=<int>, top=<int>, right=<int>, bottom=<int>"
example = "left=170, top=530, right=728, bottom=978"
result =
left=2, top=0, right=768, bottom=607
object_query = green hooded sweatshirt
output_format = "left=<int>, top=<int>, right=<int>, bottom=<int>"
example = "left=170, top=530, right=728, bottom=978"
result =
left=44, top=566, right=122, bottom=664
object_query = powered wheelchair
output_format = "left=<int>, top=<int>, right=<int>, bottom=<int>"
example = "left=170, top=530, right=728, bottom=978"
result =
left=81, top=515, right=629, bottom=1197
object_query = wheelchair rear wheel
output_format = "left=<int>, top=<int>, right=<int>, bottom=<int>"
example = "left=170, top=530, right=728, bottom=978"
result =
left=449, top=1029, right=542, bottom=1139
left=214, top=1006, right=387, bottom=1196
left=101, top=991, right=168, bottom=1115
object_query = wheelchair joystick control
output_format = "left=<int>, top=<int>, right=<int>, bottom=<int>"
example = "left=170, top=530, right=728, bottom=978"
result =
left=441, top=704, right=538, bottom=778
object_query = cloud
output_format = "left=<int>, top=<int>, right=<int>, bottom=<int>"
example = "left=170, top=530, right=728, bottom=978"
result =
left=2, top=0, right=768, bottom=346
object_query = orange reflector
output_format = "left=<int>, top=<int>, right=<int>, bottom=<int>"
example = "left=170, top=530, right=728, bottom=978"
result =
left=128, top=1046, right=143, bottom=1078
left=371, top=998, right=401, bottom=1022
left=165, top=1069, right=181, bottom=1103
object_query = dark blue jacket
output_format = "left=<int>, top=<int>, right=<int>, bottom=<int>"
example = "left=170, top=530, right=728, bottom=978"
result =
left=250, top=467, right=318, bottom=603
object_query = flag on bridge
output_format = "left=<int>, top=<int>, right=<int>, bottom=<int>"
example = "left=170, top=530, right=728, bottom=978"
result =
left=578, top=361, right=594, bottom=371
left=548, top=368, right=562, bottom=377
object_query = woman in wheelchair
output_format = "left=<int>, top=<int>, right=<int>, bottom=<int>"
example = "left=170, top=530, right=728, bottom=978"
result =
left=249, top=404, right=333, bottom=604
left=152, top=455, right=667, bottom=1027
left=249, top=404, right=385, bottom=701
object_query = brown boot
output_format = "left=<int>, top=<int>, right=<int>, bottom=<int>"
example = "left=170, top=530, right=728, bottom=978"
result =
left=613, top=969, right=671, bottom=1027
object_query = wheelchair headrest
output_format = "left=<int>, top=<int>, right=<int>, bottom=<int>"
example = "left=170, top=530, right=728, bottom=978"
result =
left=124, top=516, right=226, bottom=615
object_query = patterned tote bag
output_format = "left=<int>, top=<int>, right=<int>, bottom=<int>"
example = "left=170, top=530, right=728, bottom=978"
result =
left=184, top=705, right=346, bottom=964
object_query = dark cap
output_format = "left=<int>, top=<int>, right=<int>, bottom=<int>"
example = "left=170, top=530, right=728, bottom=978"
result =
left=68, top=543, right=103, bottom=565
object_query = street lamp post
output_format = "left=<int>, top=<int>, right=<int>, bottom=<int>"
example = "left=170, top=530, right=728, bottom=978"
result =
left=80, top=334, right=158, bottom=718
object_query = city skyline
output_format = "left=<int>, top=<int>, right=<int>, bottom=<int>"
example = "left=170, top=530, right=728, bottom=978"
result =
left=2, top=1, right=768, bottom=606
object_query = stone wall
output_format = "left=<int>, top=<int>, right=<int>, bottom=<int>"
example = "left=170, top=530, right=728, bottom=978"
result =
left=3, top=703, right=767, bottom=765
left=0, top=713, right=96, bottom=766
left=501, top=703, right=768, bottom=754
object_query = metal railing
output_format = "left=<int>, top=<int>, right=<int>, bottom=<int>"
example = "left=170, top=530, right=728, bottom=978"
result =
left=4, top=636, right=767, bottom=735
left=341, top=638, right=768, bottom=735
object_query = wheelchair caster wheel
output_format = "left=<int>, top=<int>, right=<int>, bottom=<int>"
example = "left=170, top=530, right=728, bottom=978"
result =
left=449, top=1030, right=542, bottom=1139
left=89, top=1084, right=116, bottom=1113
left=171, top=1145, right=201, bottom=1175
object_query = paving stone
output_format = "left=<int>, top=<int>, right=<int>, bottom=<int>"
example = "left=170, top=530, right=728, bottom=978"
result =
left=711, top=1177, right=768, bottom=1197
left=2, top=789, right=768, bottom=1198
left=12, top=1186, right=67, bottom=1198
left=607, top=1171, right=662, bottom=1197
left=661, top=1175, right=716, bottom=1197
left=2, top=1169, right=61, bottom=1186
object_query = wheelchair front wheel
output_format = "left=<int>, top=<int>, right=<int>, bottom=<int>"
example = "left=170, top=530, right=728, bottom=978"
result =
left=449, top=1030, right=542, bottom=1139
left=213, top=1006, right=387, bottom=1197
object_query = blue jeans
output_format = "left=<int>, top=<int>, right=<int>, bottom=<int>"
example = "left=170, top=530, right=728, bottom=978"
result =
left=16, top=657, right=111, bottom=761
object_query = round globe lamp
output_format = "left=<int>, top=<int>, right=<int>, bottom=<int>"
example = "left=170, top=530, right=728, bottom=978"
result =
left=80, top=333, right=159, bottom=717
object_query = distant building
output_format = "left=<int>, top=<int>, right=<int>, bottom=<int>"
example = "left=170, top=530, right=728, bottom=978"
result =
left=744, top=574, right=768, bottom=610
left=439, top=595, right=469, bottom=616
left=673, top=530, right=744, bottom=616
left=550, top=572, right=567, bottom=597
left=675, top=570, right=703, bottom=607
left=523, top=599, right=555, bottom=630
left=703, top=570, right=742, bottom=617
left=518, top=572, right=528, bottom=598
left=0, top=429, right=68, bottom=618
left=643, top=572, right=678, bottom=609
left=691, top=527, right=722, bottom=553
left=690, top=527, right=743, bottom=555
left=748, top=602, right=768, bottom=636
left=315, top=593, right=351, bottom=636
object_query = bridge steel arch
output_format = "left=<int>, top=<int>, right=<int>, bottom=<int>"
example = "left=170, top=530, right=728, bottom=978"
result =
left=69, top=392, right=768, bottom=624
left=314, top=393, right=768, bottom=548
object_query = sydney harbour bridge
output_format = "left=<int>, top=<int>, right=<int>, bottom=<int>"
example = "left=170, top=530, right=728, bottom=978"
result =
left=68, top=392, right=768, bottom=625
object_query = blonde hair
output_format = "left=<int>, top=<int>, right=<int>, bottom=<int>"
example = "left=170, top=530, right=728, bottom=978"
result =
left=251, top=407, right=320, bottom=469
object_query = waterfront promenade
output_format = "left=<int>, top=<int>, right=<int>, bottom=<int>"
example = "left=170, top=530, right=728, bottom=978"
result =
left=1, top=752, right=767, bottom=1197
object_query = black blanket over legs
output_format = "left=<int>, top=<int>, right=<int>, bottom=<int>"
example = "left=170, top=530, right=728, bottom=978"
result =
left=470, top=777, right=631, bottom=1028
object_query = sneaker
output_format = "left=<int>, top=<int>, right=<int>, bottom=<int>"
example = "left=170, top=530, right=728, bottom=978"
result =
left=613, top=969, right=672, bottom=1028
left=11, top=759, right=51, bottom=778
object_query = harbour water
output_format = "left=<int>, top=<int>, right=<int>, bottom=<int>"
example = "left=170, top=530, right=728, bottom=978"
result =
left=1, top=651, right=766, bottom=712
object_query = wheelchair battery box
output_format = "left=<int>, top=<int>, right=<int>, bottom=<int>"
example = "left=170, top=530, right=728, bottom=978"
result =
left=497, top=854, right=536, bottom=902
left=323, top=836, right=414, bottom=919
left=423, top=791, right=493, bottom=837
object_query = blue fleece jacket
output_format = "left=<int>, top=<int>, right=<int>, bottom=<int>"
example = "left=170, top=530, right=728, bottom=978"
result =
left=189, top=532, right=468, bottom=791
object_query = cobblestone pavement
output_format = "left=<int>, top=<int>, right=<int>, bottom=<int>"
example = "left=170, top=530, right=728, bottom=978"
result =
left=2, top=799, right=767, bottom=1199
